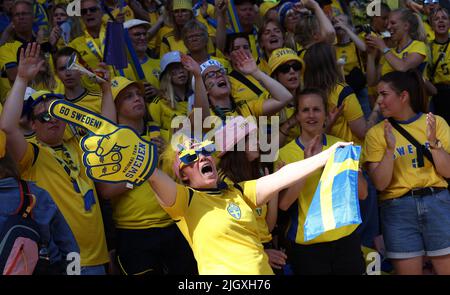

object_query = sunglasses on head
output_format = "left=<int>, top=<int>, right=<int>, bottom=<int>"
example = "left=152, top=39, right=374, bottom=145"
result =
left=81, top=6, right=99, bottom=15
left=33, top=111, right=52, bottom=123
left=178, top=142, right=216, bottom=167
left=277, top=61, right=302, bottom=74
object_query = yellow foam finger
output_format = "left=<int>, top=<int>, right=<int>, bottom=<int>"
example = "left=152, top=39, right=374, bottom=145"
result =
left=49, top=100, right=118, bottom=135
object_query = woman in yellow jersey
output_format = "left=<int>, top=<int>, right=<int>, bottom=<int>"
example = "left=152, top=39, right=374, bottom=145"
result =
left=191, top=49, right=293, bottom=124
left=365, top=8, right=429, bottom=87
left=277, top=88, right=367, bottom=275
left=148, top=51, right=193, bottom=141
left=293, top=0, right=336, bottom=50
left=159, top=0, right=195, bottom=58
left=429, top=7, right=450, bottom=124
left=364, top=70, right=450, bottom=275
left=143, top=132, right=353, bottom=274
left=333, top=13, right=371, bottom=119
left=277, top=1, right=300, bottom=51
left=225, top=33, right=268, bottom=103
left=215, top=116, right=287, bottom=274
left=182, top=19, right=220, bottom=65
left=303, top=42, right=381, bottom=144
left=48, top=3, right=83, bottom=49
left=96, top=76, right=197, bottom=275
left=269, top=47, right=302, bottom=146
left=258, top=19, right=286, bottom=74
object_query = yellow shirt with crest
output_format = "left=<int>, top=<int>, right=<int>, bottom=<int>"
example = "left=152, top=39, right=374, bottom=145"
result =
left=277, top=134, right=358, bottom=244
left=363, top=113, right=450, bottom=201
left=162, top=181, right=273, bottom=275
left=111, top=123, right=174, bottom=229
left=380, top=40, right=429, bottom=76
left=429, top=40, right=450, bottom=84
left=19, top=139, right=109, bottom=266
left=121, top=56, right=161, bottom=88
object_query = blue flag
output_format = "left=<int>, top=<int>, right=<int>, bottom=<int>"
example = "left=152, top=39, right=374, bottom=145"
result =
left=104, top=21, right=128, bottom=69
left=304, top=145, right=362, bottom=241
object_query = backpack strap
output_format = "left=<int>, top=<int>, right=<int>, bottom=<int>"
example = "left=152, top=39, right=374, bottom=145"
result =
left=229, top=70, right=263, bottom=97
left=337, top=85, right=354, bottom=108
left=18, top=180, right=36, bottom=219
left=388, top=118, right=435, bottom=168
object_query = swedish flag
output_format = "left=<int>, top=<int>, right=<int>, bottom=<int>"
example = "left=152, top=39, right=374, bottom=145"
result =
left=304, top=145, right=362, bottom=241
left=227, top=0, right=242, bottom=33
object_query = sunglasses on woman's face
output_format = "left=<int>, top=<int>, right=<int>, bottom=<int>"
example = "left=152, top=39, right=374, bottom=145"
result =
left=178, top=142, right=216, bottom=166
left=277, top=61, right=302, bottom=74
left=33, top=111, right=53, bottom=123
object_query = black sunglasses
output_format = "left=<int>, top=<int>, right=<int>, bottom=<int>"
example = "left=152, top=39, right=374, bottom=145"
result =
left=34, top=111, right=53, bottom=123
left=81, top=6, right=100, bottom=15
left=277, top=61, right=302, bottom=74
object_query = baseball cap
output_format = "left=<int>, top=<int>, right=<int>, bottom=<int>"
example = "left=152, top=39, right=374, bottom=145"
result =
left=23, top=90, right=64, bottom=117
left=268, top=47, right=301, bottom=75
left=123, top=19, right=151, bottom=30
left=173, top=0, right=192, bottom=10
left=259, top=0, right=280, bottom=18
left=110, top=76, right=144, bottom=101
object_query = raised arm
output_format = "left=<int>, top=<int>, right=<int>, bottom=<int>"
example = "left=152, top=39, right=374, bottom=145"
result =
left=214, top=0, right=228, bottom=54
left=366, top=34, right=425, bottom=71
left=256, top=141, right=352, bottom=206
left=300, top=0, right=336, bottom=44
left=231, top=49, right=293, bottom=116
left=0, top=43, right=43, bottom=162
left=148, top=168, right=178, bottom=207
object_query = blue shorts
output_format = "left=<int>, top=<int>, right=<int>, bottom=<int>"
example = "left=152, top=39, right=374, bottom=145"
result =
left=380, top=189, right=450, bottom=259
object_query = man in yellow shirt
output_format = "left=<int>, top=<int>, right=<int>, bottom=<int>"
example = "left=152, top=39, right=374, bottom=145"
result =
left=0, top=43, right=109, bottom=274
left=121, top=19, right=160, bottom=101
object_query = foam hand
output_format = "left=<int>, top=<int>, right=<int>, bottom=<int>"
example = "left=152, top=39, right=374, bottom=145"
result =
left=48, top=100, right=158, bottom=186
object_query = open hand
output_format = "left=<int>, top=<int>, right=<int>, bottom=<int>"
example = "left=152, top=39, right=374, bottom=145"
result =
left=17, top=43, right=45, bottom=82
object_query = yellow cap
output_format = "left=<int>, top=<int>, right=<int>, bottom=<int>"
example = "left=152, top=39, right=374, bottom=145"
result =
left=110, top=76, right=144, bottom=101
left=173, top=0, right=192, bottom=11
left=259, top=0, right=279, bottom=18
left=268, top=47, right=301, bottom=75
left=0, top=129, right=6, bottom=159
left=23, top=90, right=64, bottom=116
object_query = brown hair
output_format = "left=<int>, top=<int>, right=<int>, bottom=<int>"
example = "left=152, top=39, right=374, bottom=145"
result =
left=303, top=42, right=342, bottom=96
left=218, top=150, right=262, bottom=183
left=379, top=70, right=428, bottom=114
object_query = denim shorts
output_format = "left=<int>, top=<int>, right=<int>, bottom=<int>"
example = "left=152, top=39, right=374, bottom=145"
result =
left=380, top=189, right=450, bottom=259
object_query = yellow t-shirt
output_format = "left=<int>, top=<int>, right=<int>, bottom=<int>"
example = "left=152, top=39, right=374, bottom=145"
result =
left=328, top=83, right=364, bottom=145
left=363, top=113, right=450, bottom=201
left=220, top=175, right=272, bottom=244
left=68, top=27, right=109, bottom=72
left=380, top=40, right=429, bottom=76
left=65, top=89, right=103, bottom=114
left=335, top=41, right=363, bottom=76
left=147, top=96, right=190, bottom=143
left=121, top=56, right=161, bottom=88
left=112, top=124, right=173, bottom=229
left=162, top=181, right=274, bottom=275
left=429, top=40, right=450, bottom=84
left=277, top=134, right=358, bottom=244
left=19, top=140, right=109, bottom=266
left=0, top=40, right=22, bottom=101
left=229, top=70, right=268, bottom=103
